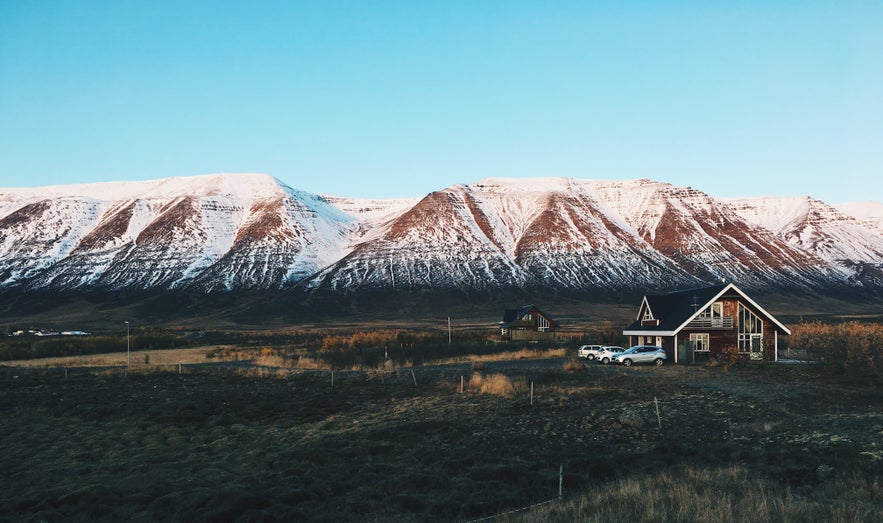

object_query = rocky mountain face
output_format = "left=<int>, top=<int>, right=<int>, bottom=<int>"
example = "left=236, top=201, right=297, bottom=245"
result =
left=1, top=174, right=881, bottom=301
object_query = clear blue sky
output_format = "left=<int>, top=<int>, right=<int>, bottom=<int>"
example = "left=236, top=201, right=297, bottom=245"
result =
left=1, top=1, right=881, bottom=203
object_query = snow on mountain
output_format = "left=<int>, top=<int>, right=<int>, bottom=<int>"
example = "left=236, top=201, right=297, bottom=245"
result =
left=725, top=196, right=883, bottom=268
left=835, top=201, right=883, bottom=234
left=0, top=174, right=356, bottom=291
left=306, top=178, right=849, bottom=294
left=321, top=195, right=420, bottom=244
left=0, top=174, right=880, bottom=296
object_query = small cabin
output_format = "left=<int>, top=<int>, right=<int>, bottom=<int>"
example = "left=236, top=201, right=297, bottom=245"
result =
left=623, top=283, right=791, bottom=363
left=499, top=304, right=558, bottom=341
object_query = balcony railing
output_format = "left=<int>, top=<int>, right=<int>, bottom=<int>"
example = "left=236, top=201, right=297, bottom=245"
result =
left=687, top=316, right=734, bottom=329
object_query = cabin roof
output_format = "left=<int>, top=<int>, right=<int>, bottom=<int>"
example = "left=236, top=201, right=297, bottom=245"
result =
left=500, top=304, right=559, bottom=328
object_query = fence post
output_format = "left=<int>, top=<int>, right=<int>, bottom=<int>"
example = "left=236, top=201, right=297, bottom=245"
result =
left=410, top=369, right=417, bottom=387
left=460, top=375, right=464, bottom=393
left=331, top=370, right=334, bottom=389
left=559, top=464, right=564, bottom=502
left=654, top=397, right=662, bottom=429
left=531, top=382, right=534, bottom=405
left=178, top=363, right=182, bottom=375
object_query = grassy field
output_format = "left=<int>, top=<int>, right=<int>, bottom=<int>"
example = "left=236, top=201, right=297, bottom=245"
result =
left=2, top=355, right=881, bottom=522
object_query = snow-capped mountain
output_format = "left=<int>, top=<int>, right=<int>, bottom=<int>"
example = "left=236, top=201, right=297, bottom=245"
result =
left=0, top=174, right=880, bottom=297
left=0, top=174, right=356, bottom=291
left=307, top=178, right=854, bottom=294
left=725, top=196, right=883, bottom=286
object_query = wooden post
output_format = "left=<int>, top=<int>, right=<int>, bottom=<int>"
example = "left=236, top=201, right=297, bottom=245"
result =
left=530, top=381, right=534, bottom=405
left=178, top=363, right=182, bottom=375
left=654, top=397, right=662, bottom=429
left=558, top=464, right=564, bottom=501
left=410, top=369, right=417, bottom=387
left=331, top=370, right=334, bottom=389
left=460, top=375, right=464, bottom=393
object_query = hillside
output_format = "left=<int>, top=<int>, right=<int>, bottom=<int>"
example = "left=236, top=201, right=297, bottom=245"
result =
left=0, top=174, right=881, bottom=325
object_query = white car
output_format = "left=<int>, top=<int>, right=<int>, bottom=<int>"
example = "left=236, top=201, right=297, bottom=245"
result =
left=577, top=345, right=604, bottom=360
left=612, top=345, right=667, bottom=366
left=595, top=346, right=625, bottom=364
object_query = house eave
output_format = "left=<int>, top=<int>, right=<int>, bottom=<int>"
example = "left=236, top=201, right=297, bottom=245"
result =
left=623, top=330, right=677, bottom=337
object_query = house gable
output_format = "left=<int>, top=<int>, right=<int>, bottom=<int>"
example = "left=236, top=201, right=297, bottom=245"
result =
left=637, top=297, right=660, bottom=327
left=670, top=283, right=790, bottom=336
left=499, top=304, right=558, bottom=339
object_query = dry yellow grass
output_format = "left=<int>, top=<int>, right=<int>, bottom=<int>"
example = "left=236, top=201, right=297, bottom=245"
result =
left=563, top=358, right=585, bottom=373
left=433, top=347, right=568, bottom=367
left=2, top=343, right=567, bottom=375
left=468, top=373, right=528, bottom=397
left=2, top=346, right=228, bottom=368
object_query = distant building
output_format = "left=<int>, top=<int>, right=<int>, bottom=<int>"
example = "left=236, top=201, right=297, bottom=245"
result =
left=499, top=304, right=558, bottom=341
left=623, top=283, right=791, bottom=363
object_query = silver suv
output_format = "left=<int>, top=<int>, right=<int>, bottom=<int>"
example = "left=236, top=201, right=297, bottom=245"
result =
left=612, top=345, right=667, bottom=366
left=577, top=345, right=604, bottom=360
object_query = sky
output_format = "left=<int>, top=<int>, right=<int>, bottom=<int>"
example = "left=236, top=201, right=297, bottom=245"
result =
left=1, top=1, right=881, bottom=203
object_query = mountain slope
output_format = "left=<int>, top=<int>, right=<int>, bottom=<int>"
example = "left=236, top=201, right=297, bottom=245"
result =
left=0, top=174, right=880, bottom=301
left=725, top=195, right=883, bottom=289
left=0, top=174, right=356, bottom=291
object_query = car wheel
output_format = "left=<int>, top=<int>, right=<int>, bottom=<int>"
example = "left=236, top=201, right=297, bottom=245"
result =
left=587, top=354, right=595, bottom=360
left=601, top=357, right=609, bottom=364
left=622, top=358, right=632, bottom=367
left=654, top=358, right=664, bottom=366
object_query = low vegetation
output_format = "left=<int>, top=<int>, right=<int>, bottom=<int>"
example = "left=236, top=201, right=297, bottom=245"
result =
left=3, top=320, right=882, bottom=520
left=510, top=465, right=883, bottom=522
left=2, top=357, right=881, bottom=521
left=789, top=321, right=883, bottom=381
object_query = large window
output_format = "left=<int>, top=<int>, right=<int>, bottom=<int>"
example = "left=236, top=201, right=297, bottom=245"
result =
left=537, top=315, right=550, bottom=332
left=738, top=303, right=762, bottom=351
left=690, top=333, right=709, bottom=352
left=699, top=302, right=723, bottom=319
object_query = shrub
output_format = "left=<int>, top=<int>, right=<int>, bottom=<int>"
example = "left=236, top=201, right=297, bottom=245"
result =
left=563, top=358, right=584, bottom=373
left=468, top=373, right=527, bottom=397
left=716, top=346, right=746, bottom=370
left=789, top=321, right=883, bottom=379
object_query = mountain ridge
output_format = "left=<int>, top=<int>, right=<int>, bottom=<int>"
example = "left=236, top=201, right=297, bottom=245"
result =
left=1, top=174, right=881, bottom=311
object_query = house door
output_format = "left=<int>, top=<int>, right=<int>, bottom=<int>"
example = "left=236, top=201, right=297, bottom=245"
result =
left=749, top=334, right=763, bottom=360
left=678, top=340, right=693, bottom=364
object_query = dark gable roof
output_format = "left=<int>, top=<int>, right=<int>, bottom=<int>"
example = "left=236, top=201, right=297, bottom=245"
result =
left=500, top=304, right=558, bottom=328
left=625, top=284, right=729, bottom=333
